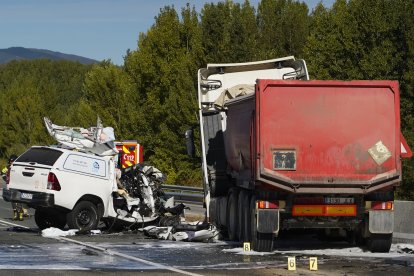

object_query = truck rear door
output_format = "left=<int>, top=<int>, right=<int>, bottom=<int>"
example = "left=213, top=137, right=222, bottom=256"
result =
left=255, top=80, right=403, bottom=193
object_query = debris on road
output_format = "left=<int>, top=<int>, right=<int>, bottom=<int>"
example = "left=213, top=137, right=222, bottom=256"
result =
left=139, top=221, right=220, bottom=243
left=42, top=227, right=78, bottom=238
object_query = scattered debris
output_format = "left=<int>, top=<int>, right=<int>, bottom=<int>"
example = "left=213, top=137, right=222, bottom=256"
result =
left=394, top=244, right=414, bottom=254
left=139, top=221, right=220, bottom=243
left=42, top=227, right=78, bottom=238
left=44, top=116, right=118, bottom=156
left=6, top=226, right=38, bottom=233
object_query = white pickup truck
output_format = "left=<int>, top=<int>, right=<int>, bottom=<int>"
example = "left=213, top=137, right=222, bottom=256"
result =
left=2, top=145, right=166, bottom=231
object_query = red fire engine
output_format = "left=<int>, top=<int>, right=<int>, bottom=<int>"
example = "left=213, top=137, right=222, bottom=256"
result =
left=115, top=140, right=143, bottom=169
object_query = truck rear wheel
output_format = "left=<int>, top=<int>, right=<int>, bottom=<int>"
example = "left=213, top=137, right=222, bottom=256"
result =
left=227, top=189, right=239, bottom=241
left=210, top=180, right=229, bottom=197
left=368, top=234, right=392, bottom=253
left=216, top=197, right=227, bottom=228
left=237, top=191, right=246, bottom=241
left=35, top=208, right=67, bottom=230
left=250, top=195, right=274, bottom=252
left=67, top=201, right=99, bottom=231
left=208, top=198, right=218, bottom=225
left=242, top=193, right=252, bottom=242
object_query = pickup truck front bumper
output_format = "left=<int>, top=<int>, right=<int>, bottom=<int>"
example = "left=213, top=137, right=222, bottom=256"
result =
left=2, top=188, right=54, bottom=208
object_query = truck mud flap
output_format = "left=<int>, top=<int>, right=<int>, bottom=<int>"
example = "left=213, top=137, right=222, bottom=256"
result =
left=257, top=209, right=279, bottom=234
left=369, top=210, right=394, bottom=234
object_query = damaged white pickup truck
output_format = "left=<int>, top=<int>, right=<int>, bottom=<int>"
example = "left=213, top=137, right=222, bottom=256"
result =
left=2, top=117, right=187, bottom=232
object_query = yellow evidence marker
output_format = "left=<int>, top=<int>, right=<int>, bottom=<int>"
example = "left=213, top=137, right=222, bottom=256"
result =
left=309, top=257, right=318, bottom=271
left=287, top=257, right=296, bottom=271
left=243, top=242, right=251, bottom=252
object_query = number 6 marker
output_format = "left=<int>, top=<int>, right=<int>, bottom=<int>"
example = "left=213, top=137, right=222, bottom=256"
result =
left=288, top=257, right=296, bottom=271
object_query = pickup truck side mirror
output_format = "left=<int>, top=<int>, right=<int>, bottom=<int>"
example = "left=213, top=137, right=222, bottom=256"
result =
left=185, top=128, right=195, bottom=158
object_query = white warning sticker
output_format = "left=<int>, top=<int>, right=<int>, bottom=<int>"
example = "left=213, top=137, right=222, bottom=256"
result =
left=368, top=141, right=392, bottom=165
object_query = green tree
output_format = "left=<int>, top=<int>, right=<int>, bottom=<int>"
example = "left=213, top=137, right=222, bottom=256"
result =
left=124, top=5, right=202, bottom=185
left=257, top=0, right=309, bottom=59
left=395, top=0, right=414, bottom=199
left=0, top=59, right=91, bottom=164
left=201, top=1, right=233, bottom=62
left=82, top=61, right=139, bottom=139
left=228, top=1, right=259, bottom=62
left=304, top=0, right=359, bottom=79
left=0, top=78, right=47, bottom=156
left=304, top=0, right=405, bottom=80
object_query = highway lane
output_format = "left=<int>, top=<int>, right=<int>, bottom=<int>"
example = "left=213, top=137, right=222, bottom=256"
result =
left=1, top=187, right=414, bottom=275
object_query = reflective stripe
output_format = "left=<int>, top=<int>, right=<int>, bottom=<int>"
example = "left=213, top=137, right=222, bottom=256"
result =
left=123, top=145, right=130, bottom=154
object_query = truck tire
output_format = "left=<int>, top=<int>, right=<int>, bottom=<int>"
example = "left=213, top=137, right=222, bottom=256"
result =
left=35, top=208, right=66, bottom=230
left=210, top=180, right=228, bottom=197
left=216, top=197, right=228, bottom=228
left=208, top=198, right=218, bottom=225
left=237, top=191, right=246, bottom=241
left=250, top=195, right=274, bottom=252
left=227, top=189, right=239, bottom=241
left=67, top=201, right=99, bottom=231
left=368, top=234, right=392, bottom=253
left=355, top=223, right=367, bottom=246
left=243, top=193, right=252, bottom=242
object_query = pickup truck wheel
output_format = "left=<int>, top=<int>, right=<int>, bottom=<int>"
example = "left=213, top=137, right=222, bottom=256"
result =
left=227, top=189, right=239, bottom=241
left=367, top=234, right=392, bottom=253
left=67, top=201, right=98, bottom=231
left=250, top=196, right=274, bottom=252
left=35, top=208, right=66, bottom=230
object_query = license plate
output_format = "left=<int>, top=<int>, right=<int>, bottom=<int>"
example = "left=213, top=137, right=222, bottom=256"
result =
left=20, top=193, right=33, bottom=200
left=324, top=197, right=354, bottom=204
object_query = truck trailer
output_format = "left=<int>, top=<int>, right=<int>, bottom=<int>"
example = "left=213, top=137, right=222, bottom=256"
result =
left=189, top=56, right=412, bottom=252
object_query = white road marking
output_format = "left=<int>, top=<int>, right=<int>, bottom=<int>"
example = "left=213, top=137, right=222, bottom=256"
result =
left=0, top=217, right=202, bottom=275
left=59, top=237, right=203, bottom=276
left=0, top=218, right=29, bottom=228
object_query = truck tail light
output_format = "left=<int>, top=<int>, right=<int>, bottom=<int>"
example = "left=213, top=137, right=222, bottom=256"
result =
left=47, top=172, right=61, bottom=191
left=258, top=200, right=279, bottom=209
left=371, top=201, right=393, bottom=210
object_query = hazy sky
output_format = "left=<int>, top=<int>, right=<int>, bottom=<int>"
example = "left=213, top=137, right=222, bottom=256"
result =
left=0, top=0, right=334, bottom=65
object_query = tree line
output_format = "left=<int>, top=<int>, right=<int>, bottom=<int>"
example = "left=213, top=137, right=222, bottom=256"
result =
left=0, top=0, right=413, bottom=199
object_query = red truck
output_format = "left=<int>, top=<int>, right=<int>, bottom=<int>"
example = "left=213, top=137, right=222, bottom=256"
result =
left=188, top=56, right=412, bottom=252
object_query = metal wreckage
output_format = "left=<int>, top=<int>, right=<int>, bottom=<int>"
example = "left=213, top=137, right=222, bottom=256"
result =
left=43, top=117, right=218, bottom=242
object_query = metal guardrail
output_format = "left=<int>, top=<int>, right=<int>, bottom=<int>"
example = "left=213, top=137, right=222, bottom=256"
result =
left=162, top=185, right=204, bottom=205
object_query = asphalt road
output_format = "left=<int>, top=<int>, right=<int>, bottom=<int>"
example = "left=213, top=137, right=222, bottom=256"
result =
left=1, top=184, right=414, bottom=275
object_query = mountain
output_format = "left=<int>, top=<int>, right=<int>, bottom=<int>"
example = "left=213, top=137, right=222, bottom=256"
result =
left=0, top=47, right=98, bottom=65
